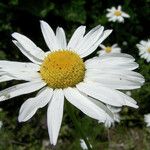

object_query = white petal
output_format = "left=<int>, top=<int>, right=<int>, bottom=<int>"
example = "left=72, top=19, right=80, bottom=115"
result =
left=64, top=87, right=113, bottom=122
left=12, top=33, right=45, bottom=60
left=18, top=87, right=53, bottom=122
left=13, top=40, right=43, bottom=65
left=40, top=20, right=59, bottom=51
left=99, top=44, right=106, bottom=49
left=85, top=69, right=144, bottom=90
left=99, top=53, right=135, bottom=61
left=76, top=26, right=104, bottom=55
left=0, top=61, right=40, bottom=72
left=0, top=75, right=15, bottom=83
left=122, top=12, right=130, bottom=18
left=47, top=89, right=64, bottom=145
left=85, top=54, right=138, bottom=71
left=0, top=79, right=46, bottom=101
left=80, top=30, right=112, bottom=58
left=56, top=27, right=67, bottom=49
left=118, top=6, right=122, bottom=11
left=118, top=16, right=124, bottom=23
left=116, top=90, right=138, bottom=108
left=97, top=30, right=113, bottom=45
left=67, top=26, right=86, bottom=51
left=76, top=82, right=138, bottom=108
left=4, top=71, right=41, bottom=81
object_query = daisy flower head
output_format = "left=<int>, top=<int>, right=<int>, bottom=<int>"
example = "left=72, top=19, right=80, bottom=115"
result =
left=144, top=114, right=150, bottom=127
left=106, top=6, right=130, bottom=23
left=0, top=20, right=144, bottom=145
left=98, top=43, right=121, bottom=55
left=137, top=39, right=150, bottom=62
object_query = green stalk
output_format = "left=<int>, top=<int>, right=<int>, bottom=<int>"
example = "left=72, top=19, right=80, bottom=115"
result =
left=66, top=102, right=92, bottom=150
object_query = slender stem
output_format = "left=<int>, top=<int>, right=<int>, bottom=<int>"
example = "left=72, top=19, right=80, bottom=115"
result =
left=66, top=102, right=92, bottom=150
left=107, top=128, right=111, bottom=149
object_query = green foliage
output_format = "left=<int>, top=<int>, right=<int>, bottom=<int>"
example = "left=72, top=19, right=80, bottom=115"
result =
left=0, top=0, right=150, bottom=149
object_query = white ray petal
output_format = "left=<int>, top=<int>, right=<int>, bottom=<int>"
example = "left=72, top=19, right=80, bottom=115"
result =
left=0, top=79, right=46, bottom=101
left=75, top=26, right=104, bottom=55
left=67, top=26, right=86, bottom=50
left=80, top=30, right=112, bottom=58
left=13, top=40, right=43, bottom=65
left=4, top=71, right=41, bottom=81
left=85, top=54, right=138, bottom=70
left=40, top=20, right=60, bottom=51
left=0, top=75, right=15, bottom=83
left=64, top=87, right=113, bottom=122
left=85, top=70, right=144, bottom=90
left=76, top=82, right=138, bottom=108
left=18, top=87, right=53, bottom=122
left=47, top=89, right=64, bottom=145
left=56, top=27, right=67, bottom=49
left=0, top=61, right=40, bottom=72
left=12, top=33, right=45, bottom=60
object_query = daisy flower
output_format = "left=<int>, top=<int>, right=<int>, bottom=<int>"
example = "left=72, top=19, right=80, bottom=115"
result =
left=136, top=39, right=150, bottom=62
left=106, top=6, right=130, bottom=23
left=144, top=114, right=150, bottom=127
left=80, top=138, right=92, bottom=150
left=0, top=21, right=144, bottom=145
left=98, top=44, right=121, bottom=55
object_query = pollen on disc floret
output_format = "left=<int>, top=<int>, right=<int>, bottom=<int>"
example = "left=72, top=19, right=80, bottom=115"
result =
left=114, top=10, right=122, bottom=16
left=40, top=50, right=85, bottom=89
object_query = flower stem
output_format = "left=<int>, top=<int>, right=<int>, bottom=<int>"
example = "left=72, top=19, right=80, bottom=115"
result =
left=66, top=102, right=92, bottom=150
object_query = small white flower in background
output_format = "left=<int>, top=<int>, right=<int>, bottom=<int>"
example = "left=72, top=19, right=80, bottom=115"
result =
left=97, top=44, right=121, bottom=55
left=0, top=108, right=2, bottom=112
left=106, top=6, right=130, bottom=23
left=122, top=41, right=128, bottom=46
left=80, top=138, right=92, bottom=150
left=144, top=114, right=150, bottom=127
left=42, top=139, right=50, bottom=147
left=0, top=20, right=144, bottom=145
left=0, top=121, right=3, bottom=129
left=125, top=91, right=131, bottom=96
left=137, top=39, right=150, bottom=62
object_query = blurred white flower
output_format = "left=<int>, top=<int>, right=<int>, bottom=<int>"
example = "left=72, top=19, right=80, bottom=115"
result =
left=137, top=39, right=150, bottom=62
left=0, top=108, right=2, bottom=112
left=126, top=91, right=131, bottom=96
left=42, top=139, right=50, bottom=147
left=98, top=44, right=121, bottom=55
left=122, top=41, right=128, bottom=46
left=106, top=6, right=130, bottom=23
left=0, top=121, right=3, bottom=129
left=80, top=138, right=92, bottom=150
left=144, top=114, right=150, bottom=127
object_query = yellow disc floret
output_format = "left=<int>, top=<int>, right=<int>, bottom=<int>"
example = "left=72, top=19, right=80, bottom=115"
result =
left=105, top=46, right=112, bottom=53
left=114, top=10, right=122, bottom=16
left=40, top=50, right=85, bottom=89
left=147, top=48, right=150, bottom=53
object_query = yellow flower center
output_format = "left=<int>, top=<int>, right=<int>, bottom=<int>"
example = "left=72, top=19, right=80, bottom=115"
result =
left=147, top=48, right=150, bottom=53
left=40, top=50, right=85, bottom=89
left=105, top=46, right=112, bottom=53
left=114, top=10, right=122, bottom=16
